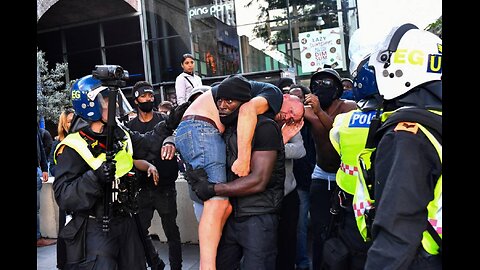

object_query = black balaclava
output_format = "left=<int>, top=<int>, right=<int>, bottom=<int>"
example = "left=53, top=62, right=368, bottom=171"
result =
left=215, top=75, right=252, bottom=126
left=311, top=75, right=342, bottom=109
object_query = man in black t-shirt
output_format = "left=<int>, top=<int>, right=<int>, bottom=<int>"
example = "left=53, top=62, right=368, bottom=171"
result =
left=186, top=78, right=305, bottom=269
left=125, top=81, right=181, bottom=270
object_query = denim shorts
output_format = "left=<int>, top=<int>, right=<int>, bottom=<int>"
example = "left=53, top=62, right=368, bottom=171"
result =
left=175, top=118, right=226, bottom=185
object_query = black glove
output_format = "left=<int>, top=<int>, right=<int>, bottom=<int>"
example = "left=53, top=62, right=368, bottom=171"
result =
left=185, top=165, right=216, bottom=201
left=94, top=160, right=116, bottom=184
left=166, top=102, right=191, bottom=130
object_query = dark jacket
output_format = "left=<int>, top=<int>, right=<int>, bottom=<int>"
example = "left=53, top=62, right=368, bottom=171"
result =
left=39, top=127, right=53, bottom=158
left=365, top=83, right=442, bottom=269
left=53, top=122, right=174, bottom=219
left=126, top=113, right=178, bottom=189
left=37, top=128, right=48, bottom=172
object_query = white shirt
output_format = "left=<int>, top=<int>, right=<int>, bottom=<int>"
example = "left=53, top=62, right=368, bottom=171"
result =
left=175, top=72, right=202, bottom=105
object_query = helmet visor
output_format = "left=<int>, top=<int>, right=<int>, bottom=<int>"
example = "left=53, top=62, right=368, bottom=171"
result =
left=94, top=87, right=133, bottom=121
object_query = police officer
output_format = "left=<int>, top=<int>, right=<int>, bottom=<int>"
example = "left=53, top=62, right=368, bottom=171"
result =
left=52, top=74, right=185, bottom=269
left=353, top=24, right=442, bottom=269
left=324, top=55, right=382, bottom=269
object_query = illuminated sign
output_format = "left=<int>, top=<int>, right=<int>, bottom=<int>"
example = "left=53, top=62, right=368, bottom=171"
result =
left=188, top=2, right=234, bottom=20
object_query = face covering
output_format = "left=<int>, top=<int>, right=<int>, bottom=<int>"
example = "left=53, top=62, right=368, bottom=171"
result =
left=314, top=86, right=337, bottom=109
left=137, top=101, right=154, bottom=112
left=220, top=106, right=241, bottom=126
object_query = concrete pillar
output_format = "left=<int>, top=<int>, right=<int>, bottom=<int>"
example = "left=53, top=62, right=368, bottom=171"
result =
left=40, top=176, right=199, bottom=243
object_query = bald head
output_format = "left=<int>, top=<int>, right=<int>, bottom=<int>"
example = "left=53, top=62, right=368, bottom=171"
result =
left=275, top=94, right=305, bottom=126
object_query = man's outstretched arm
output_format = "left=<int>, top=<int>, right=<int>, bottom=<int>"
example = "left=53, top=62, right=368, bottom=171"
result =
left=233, top=96, right=269, bottom=177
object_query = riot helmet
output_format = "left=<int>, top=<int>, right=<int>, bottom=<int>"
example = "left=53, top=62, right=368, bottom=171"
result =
left=71, top=75, right=133, bottom=123
left=368, top=23, right=442, bottom=100
left=352, top=56, right=382, bottom=111
left=348, top=27, right=390, bottom=76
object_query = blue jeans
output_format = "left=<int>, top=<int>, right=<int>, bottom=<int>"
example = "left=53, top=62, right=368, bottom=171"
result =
left=37, top=167, right=43, bottom=240
left=296, top=188, right=311, bottom=269
left=175, top=118, right=226, bottom=219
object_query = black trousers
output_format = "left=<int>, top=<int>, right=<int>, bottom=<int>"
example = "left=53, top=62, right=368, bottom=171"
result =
left=57, top=209, right=67, bottom=269
left=64, top=216, right=147, bottom=270
left=336, top=193, right=371, bottom=270
left=276, top=188, right=300, bottom=270
left=216, top=213, right=279, bottom=270
left=137, top=186, right=182, bottom=270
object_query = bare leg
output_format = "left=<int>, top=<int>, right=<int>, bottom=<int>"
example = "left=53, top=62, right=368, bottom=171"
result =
left=198, top=199, right=232, bottom=270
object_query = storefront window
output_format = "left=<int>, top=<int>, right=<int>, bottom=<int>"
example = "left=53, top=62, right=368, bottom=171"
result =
left=188, top=0, right=240, bottom=77
left=67, top=50, right=102, bottom=81
left=106, top=43, right=145, bottom=87
left=146, top=36, right=187, bottom=83
left=103, top=16, right=141, bottom=46
left=37, top=0, right=359, bottom=94
left=65, top=24, right=100, bottom=53
left=144, top=0, right=192, bottom=84
left=234, top=0, right=356, bottom=78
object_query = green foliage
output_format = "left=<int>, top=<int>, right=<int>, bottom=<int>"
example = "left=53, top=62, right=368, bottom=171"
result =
left=425, top=16, right=442, bottom=38
left=247, top=0, right=337, bottom=45
left=37, top=49, right=74, bottom=124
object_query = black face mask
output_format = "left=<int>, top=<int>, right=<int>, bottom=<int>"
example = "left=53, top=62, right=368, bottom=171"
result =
left=137, top=101, right=154, bottom=112
left=220, top=106, right=241, bottom=126
left=314, top=86, right=337, bottom=109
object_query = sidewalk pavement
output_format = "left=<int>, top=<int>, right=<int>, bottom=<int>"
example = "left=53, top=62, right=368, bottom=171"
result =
left=37, top=238, right=200, bottom=269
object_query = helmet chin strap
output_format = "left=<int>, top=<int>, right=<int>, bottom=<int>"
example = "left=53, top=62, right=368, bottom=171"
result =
left=69, top=114, right=90, bottom=134
left=98, top=119, right=109, bottom=136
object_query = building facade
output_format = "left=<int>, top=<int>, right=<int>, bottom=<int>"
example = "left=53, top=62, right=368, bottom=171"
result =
left=37, top=0, right=359, bottom=104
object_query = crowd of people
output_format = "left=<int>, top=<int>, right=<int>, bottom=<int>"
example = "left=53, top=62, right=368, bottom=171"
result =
left=37, top=22, right=442, bottom=270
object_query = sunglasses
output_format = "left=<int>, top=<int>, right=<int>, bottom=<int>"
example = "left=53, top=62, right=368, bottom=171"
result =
left=312, top=78, right=335, bottom=88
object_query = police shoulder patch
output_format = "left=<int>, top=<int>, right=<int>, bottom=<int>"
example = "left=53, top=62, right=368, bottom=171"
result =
left=56, top=144, right=66, bottom=156
left=394, top=121, right=418, bottom=134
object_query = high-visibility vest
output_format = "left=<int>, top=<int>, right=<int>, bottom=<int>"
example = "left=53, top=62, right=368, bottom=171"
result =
left=330, top=110, right=376, bottom=195
left=54, top=129, right=134, bottom=178
left=353, top=109, right=442, bottom=255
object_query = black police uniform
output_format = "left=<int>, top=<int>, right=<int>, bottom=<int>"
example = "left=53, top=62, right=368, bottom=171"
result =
left=365, top=82, right=442, bottom=269
left=53, top=122, right=173, bottom=270
left=126, top=112, right=182, bottom=270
